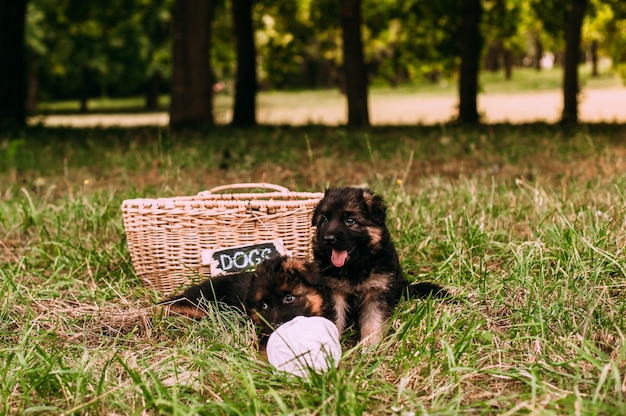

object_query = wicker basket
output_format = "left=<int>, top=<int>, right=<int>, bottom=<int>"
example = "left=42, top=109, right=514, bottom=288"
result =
left=121, top=183, right=323, bottom=296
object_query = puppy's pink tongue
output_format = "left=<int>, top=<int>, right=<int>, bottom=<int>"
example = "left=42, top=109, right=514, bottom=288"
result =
left=331, top=249, right=348, bottom=267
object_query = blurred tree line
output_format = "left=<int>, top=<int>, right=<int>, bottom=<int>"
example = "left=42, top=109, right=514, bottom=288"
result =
left=0, top=0, right=625, bottom=129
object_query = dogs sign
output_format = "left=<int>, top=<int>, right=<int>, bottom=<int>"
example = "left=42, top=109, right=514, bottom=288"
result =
left=201, top=239, right=288, bottom=276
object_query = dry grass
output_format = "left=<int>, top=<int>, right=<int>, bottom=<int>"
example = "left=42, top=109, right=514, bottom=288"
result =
left=23, top=298, right=156, bottom=346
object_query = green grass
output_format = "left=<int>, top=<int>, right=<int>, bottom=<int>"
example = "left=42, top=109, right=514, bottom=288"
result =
left=36, top=64, right=623, bottom=114
left=1, top=124, right=626, bottom=414
left=479, top=61, right=621, bottom=93
left=35, top=94, right=235, bottom=116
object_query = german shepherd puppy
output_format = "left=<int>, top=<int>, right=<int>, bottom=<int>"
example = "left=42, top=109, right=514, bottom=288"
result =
left=312, top=187, right=447, bottom=346
left=159, top=255, right=336, bottom=351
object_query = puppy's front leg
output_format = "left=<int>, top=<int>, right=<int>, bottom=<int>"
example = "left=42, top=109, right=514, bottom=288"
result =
left=332, top=293, right=350, bottom=336
left=357, top=300, right=388, bottom=346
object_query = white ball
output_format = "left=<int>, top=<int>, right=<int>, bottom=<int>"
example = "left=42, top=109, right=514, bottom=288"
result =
left=266, top=316, right=341, bottom=378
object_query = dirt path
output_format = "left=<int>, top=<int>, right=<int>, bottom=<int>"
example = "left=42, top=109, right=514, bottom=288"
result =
left=30, top=87, right=626, bottom=127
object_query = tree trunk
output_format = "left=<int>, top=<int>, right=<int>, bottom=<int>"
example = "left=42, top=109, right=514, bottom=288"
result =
left=458, top=0, right=482, bottom=124
left=561, top=0, right=586, bottom=124
left=340, top=0, right=369, bottom=128
left=170, top=0, right=215, bottom=129
left=231, top=0, right=257, bottom=127
left=0, top=0, right=27, bottom=128
left=590, top=39, right=598, bottom=77
left=484, top=41, right=501, bottom=72
left=503, top=47, right=513, bottom=80
left=27, top=64, right=39, bottom=114
left=145, top=70, right=162, bottom=110
left=80, top=66, right=90, bottom=113
left=534, top=35, right=543, bottom=71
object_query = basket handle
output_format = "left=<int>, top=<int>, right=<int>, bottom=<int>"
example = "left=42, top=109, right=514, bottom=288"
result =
left=201, top=183, right=290, bottom=195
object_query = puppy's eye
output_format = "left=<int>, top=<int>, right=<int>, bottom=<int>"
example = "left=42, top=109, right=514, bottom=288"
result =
left=283, top=294, right=296, bottom=304
left=259, top=302, right=269, bottom=310
left=345, top=217, right=356, bottom=226
left=320, top=215, right=328, bottom=224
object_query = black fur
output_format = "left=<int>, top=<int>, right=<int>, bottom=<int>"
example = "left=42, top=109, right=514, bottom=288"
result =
left=163, top=270, right=252, bottom=313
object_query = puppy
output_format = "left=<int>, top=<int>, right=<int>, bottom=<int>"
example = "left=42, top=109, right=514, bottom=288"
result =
left=312, top=187, right=447, bottom=346
left=159, top=255, right=336, bottom=351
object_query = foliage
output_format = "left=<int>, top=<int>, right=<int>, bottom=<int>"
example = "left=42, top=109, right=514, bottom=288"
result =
left=593, top=0, right=626, bottom=83
left=23, top=0, right=626, bottom=103
left=534, top=0, right=626, bottom=81
left=368, top=0, right=461, bottom=85
left=212, top=0, right=236, bottom=85
left=26, top=0, right=172, bottom=101
left=256, top=1, right=318, bottom=89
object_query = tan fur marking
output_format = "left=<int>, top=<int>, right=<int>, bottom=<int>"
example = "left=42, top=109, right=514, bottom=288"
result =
left=333, top=293, right=350, bottom=335
left=290, top=284, right=307, bottom=296
left=358, top=302, right=386, bottom=346
left=305, top=291, right=324, bottom=315
left=160, top=303, right=208, bottom=320
left=365, top=226, right=383, bottom=251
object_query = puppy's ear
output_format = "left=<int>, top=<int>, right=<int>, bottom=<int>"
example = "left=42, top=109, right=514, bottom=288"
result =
left=312, top=204, right=321, bottom=227
left=311, top=189, right=329, bottom=226
left=363, top=189, right=387, bottom=225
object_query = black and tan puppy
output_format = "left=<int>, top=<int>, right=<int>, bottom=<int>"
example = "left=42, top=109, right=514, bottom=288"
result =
left=312, top=187, right=447, bottom=346
left=160, top=255, right=336, bottom=351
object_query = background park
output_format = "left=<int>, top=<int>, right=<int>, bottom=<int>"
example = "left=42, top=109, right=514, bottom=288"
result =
left=1, top=0, right=626, bottom=414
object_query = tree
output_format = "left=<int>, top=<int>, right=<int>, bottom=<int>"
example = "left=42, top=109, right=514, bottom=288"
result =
left=604, top=5, right=626, bottom=83
left=255, top=1, right=326, bottom=89
left=482, top=0, right=522, bottom=80
left=0, top=0, right=28, bottom=128
left=458, top=0, right=482, bottom=123
left=25, top=1, right=46, bottom=113
left=231, top=0, right=257, bottom=127
left=531, top=0, right=590, bottom=124
left=584, top=0, right=626, bottom=82
left=561, top=0, right=586, bottom=124
left=367, top=1, right=460, bottom=86
left=140, top=0, right=171, bottom=110
left=26, top=0, right=168, bottom=113
left=341, top=0, right=369, bottom=127
left=170, top=0, right=216, bottom=129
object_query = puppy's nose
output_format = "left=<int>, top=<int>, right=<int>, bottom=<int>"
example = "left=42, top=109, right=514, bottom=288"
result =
left=324, top=235, right=337, bottom=245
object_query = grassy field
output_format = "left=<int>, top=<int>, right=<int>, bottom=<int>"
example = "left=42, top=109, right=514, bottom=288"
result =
left=35, top=65, right=623, bottom=114
left=1, top=123, right=626, bottom=414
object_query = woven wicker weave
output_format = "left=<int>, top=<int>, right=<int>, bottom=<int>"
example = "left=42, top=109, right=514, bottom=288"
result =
left=121, top=183, right=323, bottom=296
